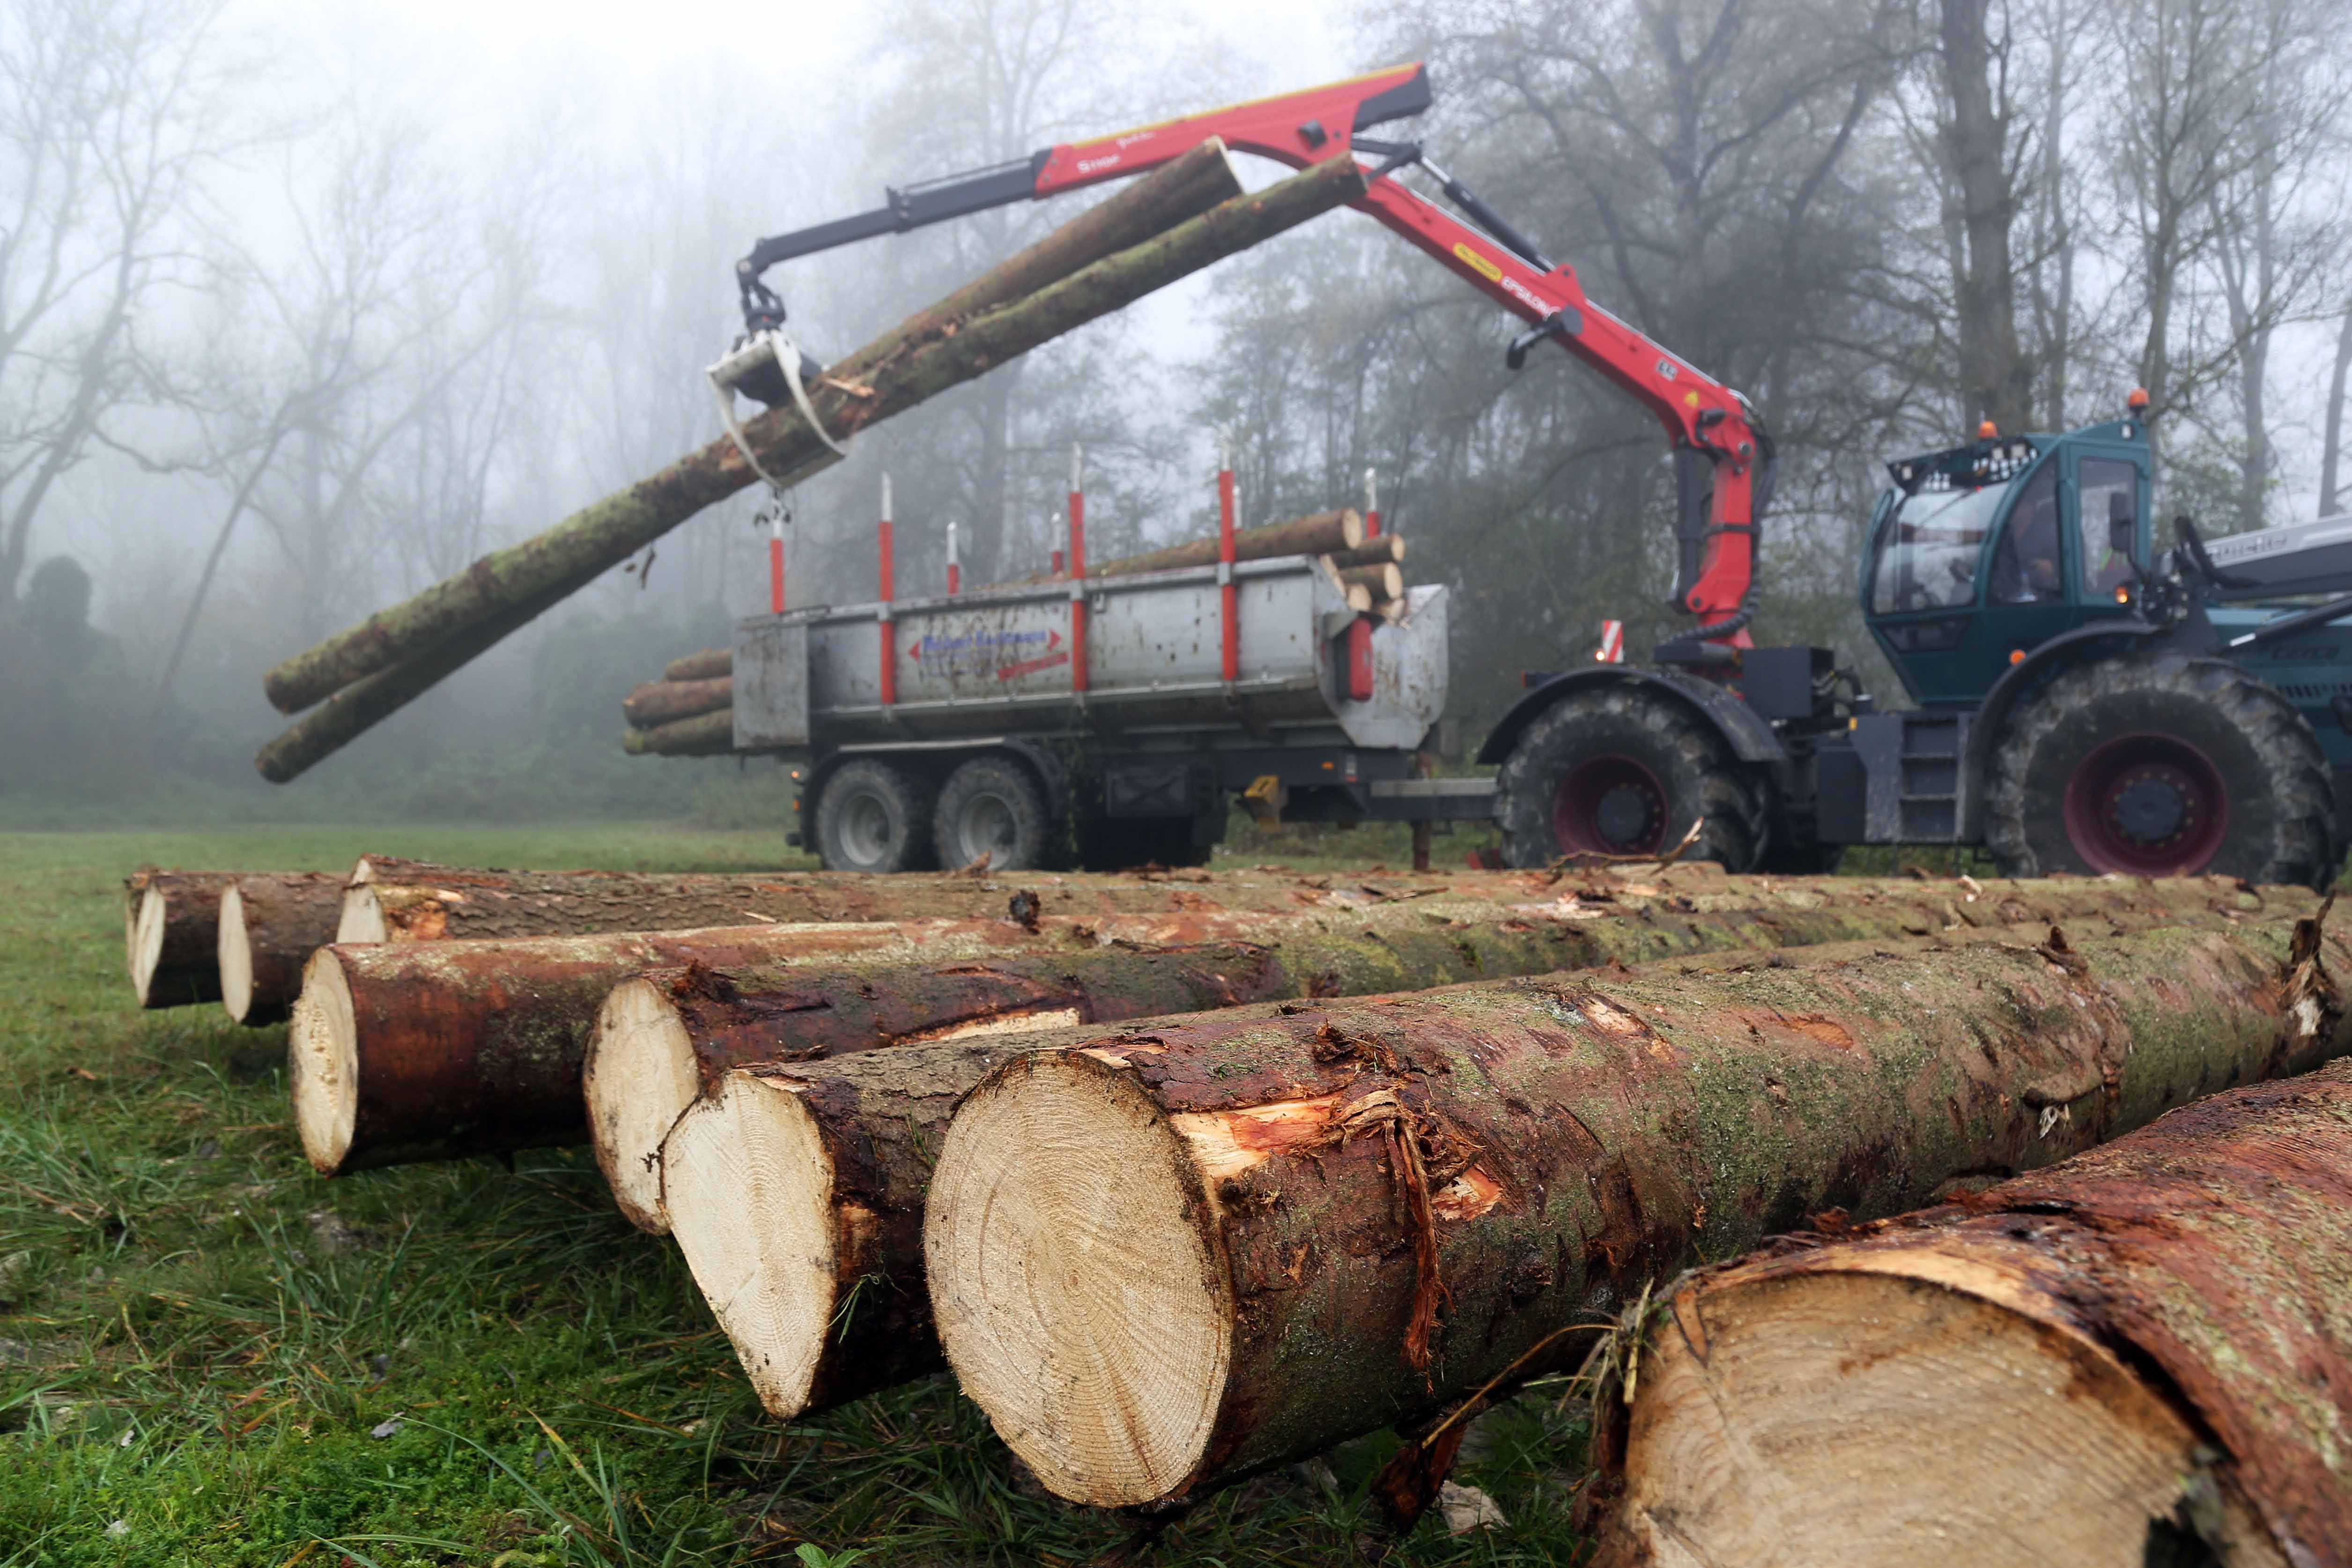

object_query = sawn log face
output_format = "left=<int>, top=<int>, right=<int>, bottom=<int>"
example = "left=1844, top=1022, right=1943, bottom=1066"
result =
left=1595, top=1048, right=2352, bottom=1566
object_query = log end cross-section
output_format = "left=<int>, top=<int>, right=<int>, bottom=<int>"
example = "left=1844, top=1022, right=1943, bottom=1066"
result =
left=587, top=976, right=712, bottom=1232
left=661, top=1073, right=837, bottom=1418
left=288, top=948, right=362, bottom=1174
left=926, top=1050, right=1236, bottom=1507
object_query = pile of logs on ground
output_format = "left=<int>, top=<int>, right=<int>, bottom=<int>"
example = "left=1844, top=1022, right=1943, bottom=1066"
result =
left=115, top=851, right=2352, bottom=1555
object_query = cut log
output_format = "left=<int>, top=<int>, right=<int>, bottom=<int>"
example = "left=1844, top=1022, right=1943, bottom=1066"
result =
left=604, top=872, right=2277, bottom=1238
left=1339, top=561, right=1403, bottom=601
left=1019, top=509, right=1365, bottom=583
left=664, top=1038, right=1083, bottom=1420
left=664, top=647, right=732, bottom=681
left=622, top=675, right=731, bottom=727
left=1329, top=536, right=1405, bottom=570
left=333, top=858, right=1543, bottom=945
left=254, top=148, right=1362, bottom=779
left=290, top=917, right=1066, bottom=1174
left=922, top=915, right=2351, bottom=1508
left=217, top=873, right=344, bottom=1026
left=621, top=708, right=734, bottom=756
left=1345, top=583, right=1375, bottom=614
left=1592, top=1050, right=2352, bottom=1567
left=125, top=870, right=237, bottom=1009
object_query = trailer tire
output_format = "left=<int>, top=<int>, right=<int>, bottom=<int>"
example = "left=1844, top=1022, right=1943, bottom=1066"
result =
left=813, top=761, right=937, bottom=874
left=1983, top=654, right=2337, bottom=890
left=933, top=757, right=1050, bottom=873
left=1494, top=686, right=1765, bottom=871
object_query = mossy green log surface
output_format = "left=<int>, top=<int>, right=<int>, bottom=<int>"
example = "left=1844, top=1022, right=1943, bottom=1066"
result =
left=922, top=913, right=2350, bottom=1507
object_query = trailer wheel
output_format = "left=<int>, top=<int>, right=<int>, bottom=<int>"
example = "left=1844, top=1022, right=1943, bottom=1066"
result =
left=933, top=757, right=1050, bottom=872
left=1494, top=686, right=1765, bottom=870
left=1984, top=654, right=2337, bottom=889
left=813, top=760, right=937, bottom=873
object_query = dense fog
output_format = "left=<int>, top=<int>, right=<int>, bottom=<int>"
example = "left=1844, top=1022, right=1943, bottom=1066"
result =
left=6, top=0, right=2348, bottom=824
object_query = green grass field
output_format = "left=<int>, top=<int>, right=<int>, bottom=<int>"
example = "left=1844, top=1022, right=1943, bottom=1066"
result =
left=0, top=824, right=1587, bottom=1567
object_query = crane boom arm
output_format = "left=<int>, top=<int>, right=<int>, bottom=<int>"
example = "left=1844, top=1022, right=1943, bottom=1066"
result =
left=736, top=64, right=1765, bottom=642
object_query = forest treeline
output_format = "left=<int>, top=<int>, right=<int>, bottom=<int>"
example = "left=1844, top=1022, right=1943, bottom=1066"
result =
left=3, top=0, right=2346, bottom=817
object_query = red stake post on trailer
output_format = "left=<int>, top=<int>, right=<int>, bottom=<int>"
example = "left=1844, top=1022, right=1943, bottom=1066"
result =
left=1217, top=440, right=1239, bottom=683
left=877, top=475, right=896, bottom=706
left=768, top=508, right=786, bottom=614
left=1067, top=445, right=1087, bottom=695
left=946, top=520, right=960, bottom=596
left=1363, top=467, right=1380, bottom=539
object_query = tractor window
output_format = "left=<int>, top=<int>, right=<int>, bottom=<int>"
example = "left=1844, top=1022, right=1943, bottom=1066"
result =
left=2079, top=458, right=2140, bottom=594
left=1988, top=465, right=2063, bottom=603
left=1870, top=482, right=2006, bottom=614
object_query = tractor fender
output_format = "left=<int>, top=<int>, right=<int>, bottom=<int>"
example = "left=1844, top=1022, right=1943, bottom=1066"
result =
left=1476, top=666, right=1788, bottom=771
left=1958, top=618, right=2165, bottom=839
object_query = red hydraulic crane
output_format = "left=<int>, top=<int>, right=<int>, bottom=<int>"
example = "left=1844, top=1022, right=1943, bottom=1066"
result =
left=730, top=64, right=1773, bottom=660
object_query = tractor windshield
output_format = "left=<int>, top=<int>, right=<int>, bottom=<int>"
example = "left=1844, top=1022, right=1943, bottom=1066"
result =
left=1870, top=481, right=2010, bottom=614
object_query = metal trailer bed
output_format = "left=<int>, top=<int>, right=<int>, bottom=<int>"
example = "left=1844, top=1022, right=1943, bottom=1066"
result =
left=724, top=555, right=1494, bottom=869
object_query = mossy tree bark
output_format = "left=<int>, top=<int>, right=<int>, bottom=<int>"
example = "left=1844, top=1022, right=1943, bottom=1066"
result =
left=218, top=873, right=344, bottom=1026
left=1593, top=1050, right=2352, bottom=1567
left=253, top=148, right=1368, bottom=779
left=125, top=870, right=237, bottom=1010
left=922, top=914, right=2350, bottom=1508
left=597, top=872, right=2280, bottom=1234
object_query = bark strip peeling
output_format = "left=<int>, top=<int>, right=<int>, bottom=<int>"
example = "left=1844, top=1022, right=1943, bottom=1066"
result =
left=922, top=916, right=2351, bottom=1508
left=1594, top=970, right=2352, bottom=1565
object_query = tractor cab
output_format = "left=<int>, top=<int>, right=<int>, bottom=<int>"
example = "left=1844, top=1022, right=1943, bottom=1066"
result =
left=1862, top=414, right=2153, bottom=706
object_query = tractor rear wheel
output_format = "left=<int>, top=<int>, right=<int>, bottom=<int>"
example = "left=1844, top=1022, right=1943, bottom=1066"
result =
left=1983, top=654, right=2337, bottom=889
left=1494, top=686, right=1766, bottom=871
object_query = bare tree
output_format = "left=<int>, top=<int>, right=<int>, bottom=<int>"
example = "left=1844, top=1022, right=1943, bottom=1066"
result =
left=0, top=0, right=239, bottom=611
left=1937, top=0, right=2034, bottom=432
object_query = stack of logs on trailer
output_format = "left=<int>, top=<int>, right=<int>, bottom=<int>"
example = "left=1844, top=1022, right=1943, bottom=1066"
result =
left=119, top=851, right=2352, bottom=1556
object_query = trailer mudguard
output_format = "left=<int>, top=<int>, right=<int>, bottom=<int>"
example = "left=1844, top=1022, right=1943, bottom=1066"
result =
left=1475, top=666, right=1787, bottom=769
left=1955, top=617, right=2164, bottom=840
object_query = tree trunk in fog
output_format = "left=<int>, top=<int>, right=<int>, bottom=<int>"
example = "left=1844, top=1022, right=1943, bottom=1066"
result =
left=1939, top=0, right=2033, bottom=433
left=2323, top=302, right=2352, bottom=516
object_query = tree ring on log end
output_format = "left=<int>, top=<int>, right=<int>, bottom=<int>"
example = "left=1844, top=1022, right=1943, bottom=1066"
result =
left=662, top=1074, right=835, bottom=1416
left=288, top=951, right=361, bottom=1174
left=130, top=886, right=171, bottom=1005
left=925, top=1051, right=1231, bottom=1506
left=1617, top=1262, right=2281, bottom=1566
left=217, top=885, right=254, bottom=1024
left=585, top=977, right=705, bottom=1234
left=336, top=887, right=388, bottom=944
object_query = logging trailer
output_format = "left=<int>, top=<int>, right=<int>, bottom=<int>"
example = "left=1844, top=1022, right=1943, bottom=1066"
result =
left=713, top=65, right=2352, bottom=888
